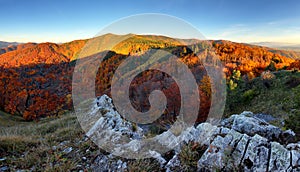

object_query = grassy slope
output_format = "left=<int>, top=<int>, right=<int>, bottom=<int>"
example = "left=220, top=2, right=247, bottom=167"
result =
left=0, top=112, right=94, bottom=171
left=0, top=111, right=206, bottom=171
left=0, top=110, right=25, bottom=127
left=225, top=70, right=300, bottom=128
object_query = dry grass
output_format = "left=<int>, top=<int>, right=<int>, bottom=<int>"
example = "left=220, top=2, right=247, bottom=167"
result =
left=178, top=142, right=207, bottom=171
left=127, top=158, right=162, bottom=172
left=0, top=111, right=89, bottom=171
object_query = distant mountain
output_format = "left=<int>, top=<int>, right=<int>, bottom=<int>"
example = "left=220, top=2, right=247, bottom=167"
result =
left=251, top=42, right=300, bottom=50
left=0, top=41, right=21, bottom=55
left=268, top=48, right=300, bottom=59
left=250, top=42, right=300, bottom=59
left=0, top=43, right=39, bottom=55
left=0, top=41, right=19, bottom=48
left=0, top=45, right=17, bottom=55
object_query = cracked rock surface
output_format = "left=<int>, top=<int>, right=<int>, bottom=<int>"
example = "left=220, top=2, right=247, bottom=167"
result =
left=87, top=95, right=299, bottom=171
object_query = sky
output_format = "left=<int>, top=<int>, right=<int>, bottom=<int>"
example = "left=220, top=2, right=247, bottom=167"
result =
left=1, top=0, right=300, bottom=44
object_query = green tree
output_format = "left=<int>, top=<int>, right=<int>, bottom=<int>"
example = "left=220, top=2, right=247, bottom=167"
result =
left=266, top=61, right=276, bottom=71
left=229, top=79, right=237, bottom=90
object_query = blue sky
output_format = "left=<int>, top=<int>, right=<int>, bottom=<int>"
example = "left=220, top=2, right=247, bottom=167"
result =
left=1, top=0, right=300, bottom=43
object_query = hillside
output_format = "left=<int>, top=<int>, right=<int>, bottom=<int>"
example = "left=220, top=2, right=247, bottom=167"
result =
left=268, top=49, right=300, bottom=59
left=212, top=40, right=294, bottom=76
left=225, top=70, right=300, bottom=138
left=1, top=95, right=298, bottom=171
left=0, top=34, right=298, bottom=121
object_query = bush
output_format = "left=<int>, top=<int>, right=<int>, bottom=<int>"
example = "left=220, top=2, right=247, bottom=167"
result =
left=266, top=61, right=276, bottom=71
left=261, top=71, right=275, bottom=88
left=179, top=142, right=207, bottom=171
left=285, top=111, right=300, bottom=140
left=229, top=79, right=238, bottom=90
left=285, top=76, right=300, bottom=88
left=242, top=89, right=257, bottom=103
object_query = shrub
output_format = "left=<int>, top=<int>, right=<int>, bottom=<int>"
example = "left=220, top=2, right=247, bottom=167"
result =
left=200, top=76, right=211, bottom=97
left=285, top=76, right=300, bottom=88
left=242, top=89, right=257, bottom=103
left=179, top=142, right=207, bottom=171
left=266, top=61, right=276, bottom=71
left=260, top=71, right=275, bottom=88
left=285, top=111, right=300, bottom=140
left=229, top=79, right=237, bottom=90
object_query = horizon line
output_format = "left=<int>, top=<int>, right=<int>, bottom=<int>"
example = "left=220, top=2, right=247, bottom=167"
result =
left=1, top=33, right=300, bottom=46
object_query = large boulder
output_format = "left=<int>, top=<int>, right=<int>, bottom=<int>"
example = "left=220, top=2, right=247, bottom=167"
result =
left=221, top=111, right=295, bottom=144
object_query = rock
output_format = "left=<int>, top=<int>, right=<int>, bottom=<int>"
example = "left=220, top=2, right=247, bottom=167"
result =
left=197, top=129, right=245, bottom=170
left=116, top=160, right=127, bottom=171
left=253, top=113, right=276, bottom=123
left=0, top=166, right=9, bottom=172
left=82, top=136, right=89, bottom=142
left=165, top=154, right=181, bottom=172
left=232, top=134, right=251, bottom=164
left=287, top=143, right=300, bottom=151
left=91, top=154, right=109, bottom=171
left=59, top=141, right=69, bottom=146
left=240, top=111, right=254, bottom=117
left=194, top=123, right=218, bottom=146
left=218, top=127, right=231, bottom=136
left=232, top=115, right=281, bottom=140
left=241, top=134, right=269, bottom=171
left=281, top=129, right=296, bottom=143
left=96, top=94, right=114, bottom=110
left=291, top=150, right=300, bottom=168
left=197, top=135, right=225, bottom=170
left=179, top=126, right=199, bottom=144
left=51, top=146, right=57, bottom=151
left=149, top=150, right=167, bottom=167
left=153, top=118, right=218, bottom=155
left=155, top=130, right=179, bottom=151
left=85, top=95, right=299, bottom=171
left=62, top=147, right=73, bottom=154
left=220, top=114, right=238, bottom=128
left=197, top=128, right=295, bottom=172
left=220, top=112, right=294, bottom=144
left=82, top=94, right=146, bottom=157
left=87, top=95, right=143, bottom=141
left=269, top=142, right=291, bottom=171
left=91, top=154, right=127, bottom=172
left=197, top=113, right=298, bottom=172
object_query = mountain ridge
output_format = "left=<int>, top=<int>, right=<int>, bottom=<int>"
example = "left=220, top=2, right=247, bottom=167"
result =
left=1, top=34, right=299, bottom=59
left=0, top=34, right=299, bottom=121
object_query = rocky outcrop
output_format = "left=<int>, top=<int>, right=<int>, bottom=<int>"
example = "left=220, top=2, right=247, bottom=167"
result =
left=221, top=111, right=296, bottom=144
left=86, top=95, right=143, bottom=140
left=196, top=113, right=299, bottom=172
left=87, top=95, right=299, bottom=171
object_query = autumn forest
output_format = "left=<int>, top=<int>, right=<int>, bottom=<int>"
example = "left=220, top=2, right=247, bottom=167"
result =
left=0, top=34, right=299, bottom=122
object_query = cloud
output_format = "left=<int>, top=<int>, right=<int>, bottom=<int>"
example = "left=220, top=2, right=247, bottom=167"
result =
left=217, top=24, right=250, bottom=37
